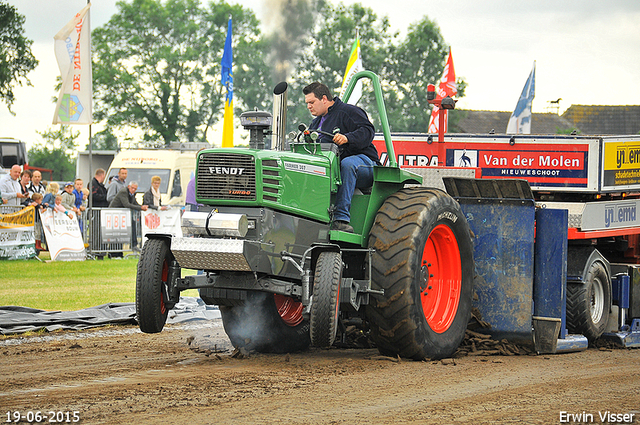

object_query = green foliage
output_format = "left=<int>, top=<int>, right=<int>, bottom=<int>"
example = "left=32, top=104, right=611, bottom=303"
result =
left=279, top=3, right=464, bottom=133
left=91, top=129, right=119, bottom=151
left=92, top=0, right=269, bottom=147
left=90, top=0, right=464, bottom=144
left=28, top=126, right=79, bottom=181
left=0, top=1, right=38, bottom=113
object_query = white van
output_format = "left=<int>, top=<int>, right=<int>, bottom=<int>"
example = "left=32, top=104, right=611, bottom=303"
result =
left=105, top=143, right=207, bottom=206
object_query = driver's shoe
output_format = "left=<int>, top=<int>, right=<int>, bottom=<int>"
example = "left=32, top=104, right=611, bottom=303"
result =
left=331, top=220, right=354, bottom=233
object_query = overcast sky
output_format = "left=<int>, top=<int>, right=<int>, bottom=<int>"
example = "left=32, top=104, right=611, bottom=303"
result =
left=2, top=0, right=639, bottom=148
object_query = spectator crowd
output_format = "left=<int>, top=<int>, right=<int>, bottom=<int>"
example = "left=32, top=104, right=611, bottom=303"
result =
left=1, top=165, right=168, bottom=252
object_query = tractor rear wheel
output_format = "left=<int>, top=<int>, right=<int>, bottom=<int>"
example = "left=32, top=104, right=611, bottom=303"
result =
left=136, top=238, right=176, bottom=333
left=366, top=188, right=474, bottom=360
left=220, top=291, right=311, bottom=353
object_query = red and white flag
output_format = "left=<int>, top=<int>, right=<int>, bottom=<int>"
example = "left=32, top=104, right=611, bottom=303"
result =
left=53, top=3, right=92, bottom=125
left=428, top=48, right=457, bottom=134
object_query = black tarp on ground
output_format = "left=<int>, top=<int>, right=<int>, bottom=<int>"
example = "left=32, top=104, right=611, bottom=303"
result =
left=0, top=297, right=220, bottom=335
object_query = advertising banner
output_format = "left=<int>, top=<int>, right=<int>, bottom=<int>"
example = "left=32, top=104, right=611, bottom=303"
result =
left=141, top=208, right=183, bottom=245
left=374, top=135, right=597, bottom=191
left=40, top=209, right=85, bottom=261
left=100, top=208, right=131, bottom=244
left=602, top=138, right=640, bottom=190
left=0, top=207, right=36, bottom=260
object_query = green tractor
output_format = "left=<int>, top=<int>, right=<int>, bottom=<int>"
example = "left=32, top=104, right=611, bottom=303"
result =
left=136, top=71, right=474, bottom=360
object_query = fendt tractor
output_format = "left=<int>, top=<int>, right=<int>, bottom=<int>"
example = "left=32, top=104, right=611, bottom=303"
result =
left=136, top=71, right=640, bottom=359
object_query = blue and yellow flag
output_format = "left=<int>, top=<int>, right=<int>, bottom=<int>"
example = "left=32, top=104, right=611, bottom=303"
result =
left=221, top=16, right=233, bottom=147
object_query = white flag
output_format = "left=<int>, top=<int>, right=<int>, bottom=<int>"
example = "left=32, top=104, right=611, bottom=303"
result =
left=53, top=3, right=92, bottom=125
left=506, top=61, right=536, bottom=134
left=339, top=37, right=363, bottom=105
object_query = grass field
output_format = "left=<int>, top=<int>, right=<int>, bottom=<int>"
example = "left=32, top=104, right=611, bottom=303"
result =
left=0, top=256, right=199, bottom=311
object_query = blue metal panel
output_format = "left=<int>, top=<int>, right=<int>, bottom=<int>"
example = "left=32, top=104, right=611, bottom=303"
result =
left=612, top=274, right=631, bottom=309
left=533, top=208, right=567, bottom=320
left=533, top=208, right=574, bottom=353
left=460, top=200, right=536, bottom=344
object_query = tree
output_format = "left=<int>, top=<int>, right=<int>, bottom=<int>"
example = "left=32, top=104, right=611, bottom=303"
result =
left=0, top=1, right=38, bottom=114
left=28, top=126, right=79, bottom=182
left=91, top=129, right=119, bottom=151
left=283, top=2, right=396, bottom=131
left=92, top=0, right=271, bottom=147
left=283, top=3, right=465, bottom=133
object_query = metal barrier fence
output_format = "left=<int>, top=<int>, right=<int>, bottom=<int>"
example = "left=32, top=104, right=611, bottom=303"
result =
left=0, top=205, right=26, bottom=215
left=85, top=207, right=142, bottom=258
left=1, top=205, right=142, bottom=259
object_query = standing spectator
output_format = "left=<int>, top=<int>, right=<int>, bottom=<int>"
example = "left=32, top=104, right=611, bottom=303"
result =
left=110, top=181, right=148, bottom=251
left=61, top=182, right=79, bottom=214
left=142, top=175, right=167, bottom=210
left=90, top=168, right=109, bottom=207
left=27, top=170, right=46, bottom=197
left=72, top=179, right=86, bottom=233
left=72, top=179, right=86, bottom=213
left=106, top=167, right=127, bottom=203
left=81, top=188, right=89, bottom=207
left=185, top=175, right=198, bottom=211
left=19, top=170, right=32, bottom=206
left=42, top=182, right=60, bottom=209
left=0, top=165, right=27, bottom=206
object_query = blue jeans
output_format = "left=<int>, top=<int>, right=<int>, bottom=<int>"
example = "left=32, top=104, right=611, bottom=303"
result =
left=335, top=154, right=375, bottom=222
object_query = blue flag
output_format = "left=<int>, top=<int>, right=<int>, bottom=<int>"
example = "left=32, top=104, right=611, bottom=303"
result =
left=221, top=16, right=233, bottom=147
left=507, top=61, right=536, bottom=134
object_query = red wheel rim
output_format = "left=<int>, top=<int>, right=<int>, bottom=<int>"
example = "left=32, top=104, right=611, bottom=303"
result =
left=420, top=224, right=462, bottom=333
left=274, top=294, right=304, bottom=327
left=160, top=259, right=169, bottom=315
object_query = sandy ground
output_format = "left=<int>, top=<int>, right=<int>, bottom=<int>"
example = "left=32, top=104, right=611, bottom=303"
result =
left=1, top=320, right=639, bottom=425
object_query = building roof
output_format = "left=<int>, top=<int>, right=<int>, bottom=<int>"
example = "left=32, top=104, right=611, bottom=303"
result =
left=561, top=105, right=640, bottom=135
left=447, top=105, right=640, bottom=136
left=450, top=110, right=577, bottom=135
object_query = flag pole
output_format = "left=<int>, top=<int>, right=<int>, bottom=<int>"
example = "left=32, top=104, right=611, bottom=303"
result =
left=87, top=0, right=93, bottom=251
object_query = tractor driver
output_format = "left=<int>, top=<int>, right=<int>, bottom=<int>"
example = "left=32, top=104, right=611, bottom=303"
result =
left=303, top=82, right=380, bottom=233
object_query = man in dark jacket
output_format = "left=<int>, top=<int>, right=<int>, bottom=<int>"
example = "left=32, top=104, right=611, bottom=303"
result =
left=90, top=168, right=109, bottom=207
left=303, top=81, right=379, bottom=233
left=109, top=181, right=148, bottom=251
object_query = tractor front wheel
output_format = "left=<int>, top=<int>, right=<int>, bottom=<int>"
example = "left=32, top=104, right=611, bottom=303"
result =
left=310, top=251, right=342, bottom=347
left=366, top=188, right=474, bottom=360
left=136, top=238, right=176, bottom=333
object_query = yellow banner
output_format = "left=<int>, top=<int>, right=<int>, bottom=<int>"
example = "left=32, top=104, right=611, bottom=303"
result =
left=0, top=206, right=35, bottom=228
left=604, top=140, right=640, bottom=171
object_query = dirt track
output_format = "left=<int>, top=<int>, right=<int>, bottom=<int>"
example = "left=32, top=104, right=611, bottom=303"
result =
left=1, top=320, right=639, bottom=425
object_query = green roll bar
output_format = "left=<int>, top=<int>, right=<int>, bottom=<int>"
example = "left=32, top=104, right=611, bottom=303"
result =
left=341, top=70, right=398, bottom=168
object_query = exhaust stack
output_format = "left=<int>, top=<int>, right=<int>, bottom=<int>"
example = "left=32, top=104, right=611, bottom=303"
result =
left=272, top=82, right=288, bottom=151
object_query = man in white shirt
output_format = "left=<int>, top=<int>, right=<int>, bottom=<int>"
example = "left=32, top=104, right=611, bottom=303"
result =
left=0, top=165, right=28, bottom=206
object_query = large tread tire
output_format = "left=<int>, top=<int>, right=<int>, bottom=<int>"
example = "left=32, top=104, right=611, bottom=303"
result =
left=366, top=188, right=474, bottom=360
left=136, top=238, right=173, bottom=333
left=220, top=291, right=311, bottom=354
left=566, top=260, right=610, bottom=341
left=310, top=251, right=342, bottom=347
